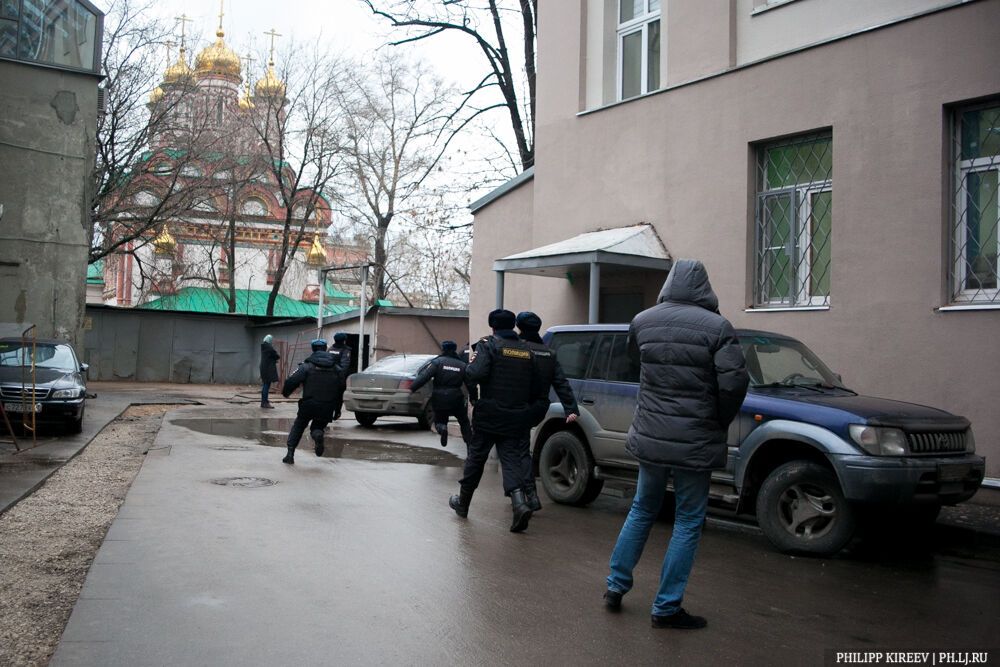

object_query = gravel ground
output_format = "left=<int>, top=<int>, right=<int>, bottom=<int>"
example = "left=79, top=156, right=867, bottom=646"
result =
left=0, top=405, right=171, bottom=667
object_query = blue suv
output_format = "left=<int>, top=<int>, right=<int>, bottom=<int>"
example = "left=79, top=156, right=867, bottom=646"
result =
left=532, top=325, right=985, bottom=555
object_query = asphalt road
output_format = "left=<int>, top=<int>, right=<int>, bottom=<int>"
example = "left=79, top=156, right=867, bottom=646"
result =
left=52, top=406, right=1000, bottom=666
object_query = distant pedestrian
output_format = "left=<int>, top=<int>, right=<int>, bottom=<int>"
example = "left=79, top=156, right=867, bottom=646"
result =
left=604, top=259, right=748, bottom=630
left=450, top=309, right=537, bottom=533
left=280, top=339, right=342, bottom=464
left=259, top=335, right=280, bottom=409
left=330, top=332, right=352, bottom=420
left=516, top=311, right=579, bottom=512
left=409, top=340, right=472, bottom=448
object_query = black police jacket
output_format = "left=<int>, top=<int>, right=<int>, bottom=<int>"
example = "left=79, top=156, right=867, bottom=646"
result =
left=466, top=330, right=535, bottom=436
left=331, top=343, right=352, bottom=381
left=410, top=352, right=470, bottom=412
left=281, top=351, right=342, bottom=412
left=520, top=332, right=579, bottom=426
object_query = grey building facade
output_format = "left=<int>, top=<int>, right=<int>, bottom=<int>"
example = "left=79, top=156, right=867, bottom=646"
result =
left=0, top=0, right=103, bottom=349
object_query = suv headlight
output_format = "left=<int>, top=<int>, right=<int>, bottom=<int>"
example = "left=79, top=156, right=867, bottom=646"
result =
left=51, top=387, right=82, bottom=399
left=966, top=428, right=976, bottom=453
left=849, top=425, right=908, bottom=456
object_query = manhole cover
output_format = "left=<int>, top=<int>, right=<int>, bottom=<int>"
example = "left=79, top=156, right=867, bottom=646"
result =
left=212, top=445, right=252, bottom=451
left=211, top=476, right=276, bottom=488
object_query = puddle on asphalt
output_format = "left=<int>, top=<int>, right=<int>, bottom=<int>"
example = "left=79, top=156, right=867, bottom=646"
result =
left=172, top=418, right=462, bottom=468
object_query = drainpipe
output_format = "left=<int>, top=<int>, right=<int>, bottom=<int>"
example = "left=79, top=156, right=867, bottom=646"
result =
left=589, top=262, right=600, bottom=324
left=357, top=265, right=368, bottom=373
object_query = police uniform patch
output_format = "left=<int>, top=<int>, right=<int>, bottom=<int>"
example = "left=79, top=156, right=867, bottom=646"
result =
left=501, top=348, right=531, bottom=360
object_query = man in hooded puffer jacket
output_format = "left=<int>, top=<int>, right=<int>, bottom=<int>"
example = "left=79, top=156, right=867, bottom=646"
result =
left=604, top=259, right=748, bottom=630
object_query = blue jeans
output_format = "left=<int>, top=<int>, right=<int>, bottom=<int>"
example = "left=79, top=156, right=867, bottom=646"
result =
left=261, top=382, right=271, bottom=403
left=606, top=464, right=711, bottom=616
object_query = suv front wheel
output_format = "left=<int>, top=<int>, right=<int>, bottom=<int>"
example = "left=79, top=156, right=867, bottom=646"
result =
left=538, top=431, right=604, bottom=506
left=756, top=460, right=856, bottom=556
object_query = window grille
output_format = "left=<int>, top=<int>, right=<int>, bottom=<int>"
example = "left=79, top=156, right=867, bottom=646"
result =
left=950, top=102, right=1000, bottom=304
left=754, top=132, right=832, bottom=308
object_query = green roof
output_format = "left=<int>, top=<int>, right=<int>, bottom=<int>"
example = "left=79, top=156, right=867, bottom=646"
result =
left=86, top=260, right=104, bottom=285
left=138, top=287, right=357, bottom=318
left=376, top=299, right=393, bottom=307
left=324, top=280, right=353, bottom=301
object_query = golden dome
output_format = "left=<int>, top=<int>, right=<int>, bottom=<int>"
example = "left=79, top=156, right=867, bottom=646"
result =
left=149, top=86, right=164, bottom=105
left=162, top=47, right=193, bottom=84
left=306, top=236, right=326, bottom=266
left=238, top=88, right=254, bottom=111
left=254, top=64, right=286, bottom=98
left=153, top=226, right=177, bottom=255
left=195, top=28, right=241, bottom=79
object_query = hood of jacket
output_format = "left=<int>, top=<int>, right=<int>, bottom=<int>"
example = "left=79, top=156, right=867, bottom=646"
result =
left=305, top=351, right=336, bottom=368
left=658, top=259, right=719, bottom=313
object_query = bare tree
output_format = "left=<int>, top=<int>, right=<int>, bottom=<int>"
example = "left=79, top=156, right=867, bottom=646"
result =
left=90, top=0, right=217, bottom=264
left=363, top=0, right=537, bottom=170
left=249, top=42, right=344, bottom=316
left=334, top=54, right=464, bottom=302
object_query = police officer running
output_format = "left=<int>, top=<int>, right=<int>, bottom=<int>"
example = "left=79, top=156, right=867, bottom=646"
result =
left=280, top=338, right=344, bottom=464
left=409, top=340, right=472, bottom=447
left=516, top=311, right=580, bottom=512
left=449, top=309, right=538, bottom=533
left=330, top=332, right=352, bottom=420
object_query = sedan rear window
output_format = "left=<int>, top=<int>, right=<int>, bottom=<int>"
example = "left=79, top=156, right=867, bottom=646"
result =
left=365, top=354, right=434, bottom=375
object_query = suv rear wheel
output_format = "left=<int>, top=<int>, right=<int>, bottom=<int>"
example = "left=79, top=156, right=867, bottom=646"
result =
left=756, top=460, right=855, bottom=556
left=538, top=431, right=604, bottom=506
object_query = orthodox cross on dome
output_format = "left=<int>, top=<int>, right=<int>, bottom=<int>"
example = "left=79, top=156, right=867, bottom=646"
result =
left=175, top=13, right=193, bottom=49
left=264, top=28, right=281, bottom=65
left=163, top=38, right=175, bottom=62
left=240, top=52, right=254, bottom=75
left=217, top=0, right=226, bottom=37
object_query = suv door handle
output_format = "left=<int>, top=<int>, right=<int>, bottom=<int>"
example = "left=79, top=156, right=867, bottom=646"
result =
left=580, top=398, right=595, bottom=405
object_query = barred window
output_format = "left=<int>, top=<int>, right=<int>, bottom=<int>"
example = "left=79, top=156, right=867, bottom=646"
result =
left=951, top=102, right=1000, bottom=303
left=754, top=133, right=832, bottom=308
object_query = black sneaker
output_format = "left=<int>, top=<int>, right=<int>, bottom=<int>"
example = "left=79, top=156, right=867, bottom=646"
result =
left=651, top=609, right=707, bottom=630
left=603, top=590, right=623, bottom=611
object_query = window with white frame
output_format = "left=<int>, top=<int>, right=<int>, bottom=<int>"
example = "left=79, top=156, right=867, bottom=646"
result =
left=618, top=0, right=660, bottom=101
left=753, top=132, right=833, bottom=308
left=951, top=102, right=1000, bottom=303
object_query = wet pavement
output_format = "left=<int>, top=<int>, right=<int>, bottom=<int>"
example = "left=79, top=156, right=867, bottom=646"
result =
left=51, top=404, right=1000, bottom=665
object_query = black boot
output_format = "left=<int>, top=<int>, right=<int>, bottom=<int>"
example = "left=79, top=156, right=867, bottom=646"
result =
left=311, top=429, right=325, bottom=457
left=449, top=489, right=473, bottom=518
left=510, top=489, right=533, bottom=533
left=435, top=423, right=448, bottom=447
left=525, top=483, right=542, bottom=512
left=282, top=447, right=295, bottom=464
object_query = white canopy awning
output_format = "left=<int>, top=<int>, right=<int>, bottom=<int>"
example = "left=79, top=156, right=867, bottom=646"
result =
left=492, top=224, right=671, bottom=323
left=492, top=224, right=671, bottom=277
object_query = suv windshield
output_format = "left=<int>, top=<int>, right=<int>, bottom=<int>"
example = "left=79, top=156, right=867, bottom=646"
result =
left=0, top=342, right=77, bottom=371
left=365, top=354, right=434, bottom=375
left=738, top=335, right=843, bottom=389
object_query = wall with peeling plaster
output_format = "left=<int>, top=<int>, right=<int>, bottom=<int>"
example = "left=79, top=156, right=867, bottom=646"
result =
left=0, top=59, right=99, bottom=349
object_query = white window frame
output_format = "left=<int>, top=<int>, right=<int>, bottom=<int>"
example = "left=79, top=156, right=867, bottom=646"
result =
left=755, top=135, right=833, bottom=308
left=953, top=157, right=1000, bottom=303
left=617, top=0, right=661, bottom=101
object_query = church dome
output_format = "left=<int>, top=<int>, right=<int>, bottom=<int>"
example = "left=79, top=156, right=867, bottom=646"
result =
left=162, top=47, right=193, bottom=84
left=148, top=86, right=164, bottom=105
left=195, top=28, right=241, bottom=80
left=306, top=236, right=327, bottom=266
left=254, top=63, right=286, bottom=99
left=153, top=226, right=177, bottom=255
left=238, top=88, right=254, bottom=111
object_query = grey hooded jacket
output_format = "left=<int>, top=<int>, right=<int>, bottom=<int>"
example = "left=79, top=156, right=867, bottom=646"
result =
left=625, top=259, right=749, bottom=470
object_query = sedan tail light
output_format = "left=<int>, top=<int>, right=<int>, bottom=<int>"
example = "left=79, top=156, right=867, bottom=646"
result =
left=398, top=379, right=413, bottom=390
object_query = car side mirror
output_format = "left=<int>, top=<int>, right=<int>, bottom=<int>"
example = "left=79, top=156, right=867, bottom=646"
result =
left=80, top=363, right=90, bottom=373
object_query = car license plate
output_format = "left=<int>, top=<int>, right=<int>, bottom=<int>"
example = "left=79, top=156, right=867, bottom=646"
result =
left=938, top=463, right=972, bottom=483
left=3, top=402, right=42, bottom=413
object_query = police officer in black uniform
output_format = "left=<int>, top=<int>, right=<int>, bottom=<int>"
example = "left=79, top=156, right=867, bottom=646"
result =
left=281, top=339, right=342, bottom=464
left=409, top=340, right=472, bottom=447
left=516, top=311, right=580, bottom=512
left=330, top=332, right=352, bottom=420
left=449, top=309, right=537, bottom=533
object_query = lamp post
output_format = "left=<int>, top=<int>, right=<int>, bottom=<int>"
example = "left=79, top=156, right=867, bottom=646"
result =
left=316, top=263, right=373, bottom=373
